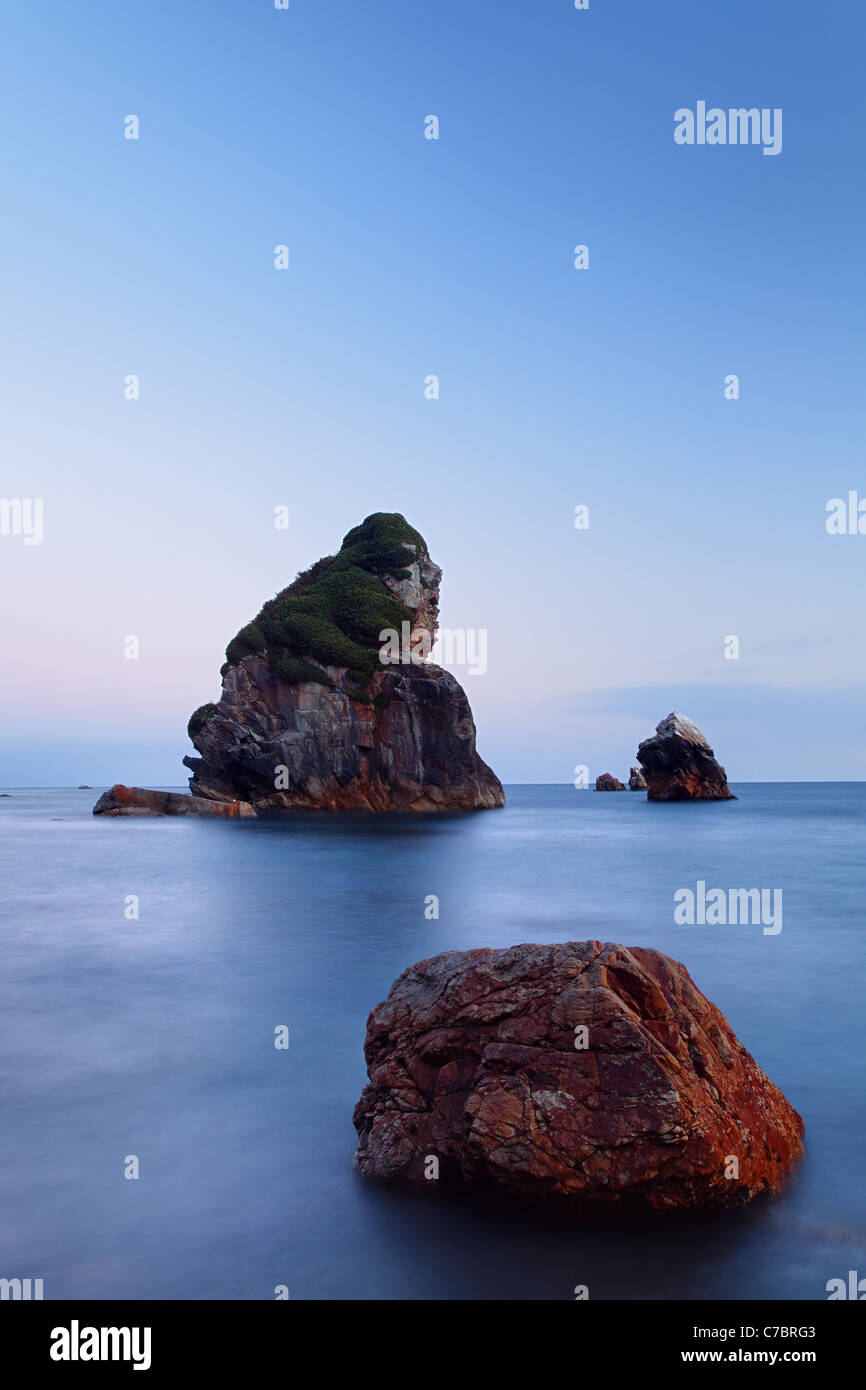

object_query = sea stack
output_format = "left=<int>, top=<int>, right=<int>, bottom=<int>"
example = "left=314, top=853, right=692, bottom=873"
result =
left=628, top=766, right=647, bottom=791
left=183, top=513, right=504, bottom=812
left=636, top=712, right=735, bottom=801
left=353, top=941, right=803, bottom=1214
left=595, top=773, right=625, bottom=791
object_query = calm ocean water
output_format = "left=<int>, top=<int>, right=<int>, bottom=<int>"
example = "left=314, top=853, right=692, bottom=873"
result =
left=0, top=783, right=863, bottom=1301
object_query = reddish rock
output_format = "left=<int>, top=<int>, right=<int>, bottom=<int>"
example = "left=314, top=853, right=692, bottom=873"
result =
left=628, top=766, right=647, bottom=791
left=595, top=773, right=625, bottom=791
left=93, top=785, right=256, bottom=818
left=637, top=712, right=736, bottom=801
left=353, top=941, right=803, bottom=1215
left=185, top=658, right=502, bottom=812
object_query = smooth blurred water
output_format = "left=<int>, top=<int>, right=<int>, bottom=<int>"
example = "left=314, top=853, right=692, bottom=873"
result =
left=0, top=783, right=863, bottom=1300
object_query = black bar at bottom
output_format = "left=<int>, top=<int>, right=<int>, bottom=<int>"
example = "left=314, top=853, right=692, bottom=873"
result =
left=1, top=1299, right=859, bottom=1376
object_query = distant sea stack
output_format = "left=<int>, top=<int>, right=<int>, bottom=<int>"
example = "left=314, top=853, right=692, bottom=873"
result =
left=636, top=712, right=736, bottom=801
left=353, top=942, right=803, bottom=1214
left=595, top=773, right=625, bottom=791
left=183, top=513, right=504, bottom=813
left=628, top=766, right=647, bottom=791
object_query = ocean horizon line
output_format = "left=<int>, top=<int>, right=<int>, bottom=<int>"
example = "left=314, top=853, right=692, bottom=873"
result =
left=3, top=780, right=864, bottom=792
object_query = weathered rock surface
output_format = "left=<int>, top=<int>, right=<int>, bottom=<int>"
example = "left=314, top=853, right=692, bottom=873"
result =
left=637, top=712, right=736, bottom=801
left=93, top=785, right=256, bottom=818
left=184, top=514, right=504, bottom=812
left=628, top=766, right=647, bottom=791
left=595, top=773, right=625, bottom=791
left=353, top=941, right=803, bottom=1214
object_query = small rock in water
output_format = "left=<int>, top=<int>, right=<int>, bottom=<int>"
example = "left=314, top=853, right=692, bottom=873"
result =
left=92, top=785, right=256, bottom=819
left=595, top=773, right=625, bottom=791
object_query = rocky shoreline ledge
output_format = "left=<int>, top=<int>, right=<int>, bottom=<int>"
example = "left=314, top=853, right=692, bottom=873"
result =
left=92, top=786, right=256, bottom=818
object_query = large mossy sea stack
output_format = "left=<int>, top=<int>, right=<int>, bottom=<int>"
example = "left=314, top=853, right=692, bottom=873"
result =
left=184, top=513, right=504, bottom=812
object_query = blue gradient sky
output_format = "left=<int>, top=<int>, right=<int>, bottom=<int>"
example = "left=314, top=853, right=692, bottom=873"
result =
left=1, top=1, right=863, bottom=785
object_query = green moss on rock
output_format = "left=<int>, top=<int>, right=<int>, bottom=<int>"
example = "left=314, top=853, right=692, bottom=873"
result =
left=225, top=620, right=267, bottom=666
left=188, top=703, right=219, bottom=739
left=339, top=512, right=428, bottom=576
left=223, top=512, right=427, bottom=690
left=271, top=655, right=331, bottom=686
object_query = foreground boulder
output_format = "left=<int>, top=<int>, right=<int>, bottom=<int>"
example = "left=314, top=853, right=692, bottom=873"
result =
left=628, top=766, right=647, bottom=791
left=595, top=773, right=625, bottom=791
left=93, top=785, right=256, bottom=818
left=183, top=513, right=503, bottom=812
left=636, top=712, right=735, bottom=801
left=353, top=941, right=802, bottom=1214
